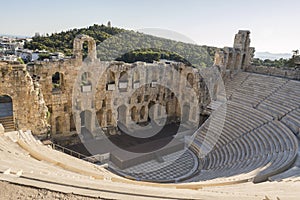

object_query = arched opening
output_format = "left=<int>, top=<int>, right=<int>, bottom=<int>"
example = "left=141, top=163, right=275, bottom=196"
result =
left=80, top=110, right=92, bottom=128
left=241, top=54, right=246, bottom=69
left=108, top=70, right=115, bottom=84
left=234, top=53, right=241, bottom=70
left=80, top=110, right=93, bottom=140
left=52, top=72, right=63, bottom=92
left=148, top=101, right=155, bottom=122
left=69, top=114, right=76, bottom=132
left=166, top=101, right=173, bottom=116
left=81, top=72, right=92, bottom=92
left=107, top=110, right=113, bottom=126
left=106, top=70, right=116, bottom=91
left=137, top=95, right=142, bottom=104
left=117, top=105, right=127, bottom=125
left=119, top=71, right=128, bottom=91
left=226, top=53, right=233, bottom=69
left=0, top=95, right=14, bottom=131
left=119, top=71, right=128, bottom=82
left=132, top=70, right=140, bottom=89
left=186, top=73, right=194, bottom=87
left=140, top=106, right=146, bottom=120
left=81, top=72, right=91, bottom=85
left=55, top=116, right=63, bottom=134
left=182, top=104, right=190, bottom=123
left=82, top=41, right=89, bottom=61
left=131, top=106, right=138, bottom=122
left=96, top=109, right=105, bottom=127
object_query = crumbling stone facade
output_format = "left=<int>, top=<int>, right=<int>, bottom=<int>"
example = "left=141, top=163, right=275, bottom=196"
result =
left=214, top=30, right=255, bottom=77
left=0, top=30, right=257, bottom=138
left=0, top=62, right=48, bottom=134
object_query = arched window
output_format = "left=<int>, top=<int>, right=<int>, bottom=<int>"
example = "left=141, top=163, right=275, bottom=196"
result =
left=119, top=71, right=128, bottom=82
left=186, top=73, right=194, bottom=87
left=81, top=72, right=92, bottom=92
left=106, top=70, right=116, bottom=91
left=131, top=106, right=138, bottom=122
left=140, top=106, right=146, bottom=120
left=52, top=72, right=64, bottom=92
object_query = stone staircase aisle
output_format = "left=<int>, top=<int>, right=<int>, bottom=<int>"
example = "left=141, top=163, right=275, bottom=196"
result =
left=0, top=116, right=15, bottom=132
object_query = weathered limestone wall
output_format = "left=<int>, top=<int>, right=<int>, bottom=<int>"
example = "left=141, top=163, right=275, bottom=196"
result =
left=25, top=34, right=212, bottom=137
left=0, top=63, right=48, bottom=134
left=1, top=30, right=254, bottom=138
left=70, top=60, right=207, bottom=136
left=27, top=59, right=79, bottom=136
left=214, top=30, right=255, bottom=78
left=245, top=65, right=300, bottom=80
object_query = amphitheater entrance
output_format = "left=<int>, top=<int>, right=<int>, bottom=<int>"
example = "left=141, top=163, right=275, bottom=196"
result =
left=80, top=110, right=94, bottom=141
left=148, top=101, right=155, bottom=122
left=54, top=116, right=62, bottom=134
left=0, top=95, right=14, bottom=132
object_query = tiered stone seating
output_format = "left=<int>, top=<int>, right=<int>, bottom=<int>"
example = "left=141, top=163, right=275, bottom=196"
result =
left=281, top=108, right=300, bottom=136
left=257, top=81, right=300, bottom=119
left=189, top=120, right=298, bottom=183
left=188, top=83, right=298, bottom=183
left=224, top=72, right=250, bottom=99
left=227, top=73, right=286, bottom=108
left=0, top=131, right=207, bottom=199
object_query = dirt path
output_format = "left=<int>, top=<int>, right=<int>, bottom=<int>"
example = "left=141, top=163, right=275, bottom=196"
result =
left=0, top=181, right=105, bottom=200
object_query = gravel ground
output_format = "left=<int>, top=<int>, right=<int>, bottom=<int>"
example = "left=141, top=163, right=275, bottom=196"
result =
left=0, top=181, right=105, bottom=200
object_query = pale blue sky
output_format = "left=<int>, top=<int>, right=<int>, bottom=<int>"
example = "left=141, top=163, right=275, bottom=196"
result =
left=1, top=0, right=299, bottom=53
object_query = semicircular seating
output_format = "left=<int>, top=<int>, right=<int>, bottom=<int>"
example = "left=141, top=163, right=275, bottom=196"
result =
left=188, top=72, right=299, bottom=184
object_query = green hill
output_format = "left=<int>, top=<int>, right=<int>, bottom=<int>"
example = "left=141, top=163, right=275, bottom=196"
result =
left=24, top=24, right=217, bottom=68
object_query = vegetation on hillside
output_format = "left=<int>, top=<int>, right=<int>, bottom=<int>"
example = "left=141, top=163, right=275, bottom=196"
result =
left=252, top=51, right=300, bottom=68
left=24, top=24, right=216, bottom=68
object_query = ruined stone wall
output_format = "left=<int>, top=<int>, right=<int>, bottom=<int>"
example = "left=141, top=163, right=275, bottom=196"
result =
left=72, top=60, right=206, bottom=136
left=6, top=30, right=254, bottom=137
left=245, top=65, right=300, bottom=80
left=24, top=34, right=210, bottom=137
left=214, top=30, right=255, bottom=77
left=27, top=59, right=80, bottom=136
left=0, top=62, right=48, bottom=134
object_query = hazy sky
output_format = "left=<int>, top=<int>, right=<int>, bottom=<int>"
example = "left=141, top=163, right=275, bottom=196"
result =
left=1, top=0, right=299, bottom=53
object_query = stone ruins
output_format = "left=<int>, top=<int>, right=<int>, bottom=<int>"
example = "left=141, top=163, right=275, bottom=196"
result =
left=0, top=30, right=255, bottom=139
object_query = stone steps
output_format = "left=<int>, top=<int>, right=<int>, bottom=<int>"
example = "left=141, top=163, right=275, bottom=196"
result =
left=0, top=116, right=15, bottom=132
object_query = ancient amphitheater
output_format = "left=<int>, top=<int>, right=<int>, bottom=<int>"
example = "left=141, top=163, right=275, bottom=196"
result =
left=0, top=30, right=300, bottom=200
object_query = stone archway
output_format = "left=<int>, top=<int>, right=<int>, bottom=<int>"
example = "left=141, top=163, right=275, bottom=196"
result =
left=0, top=95, right=13, bottom=117
left=55, top=116, right=63, bottom=134
left=80, top=110, right=93, bottom=130
left=52, top=72, right=64, bottom=92
left=140, top=106, right=146, bottom=120
left=118, top=105, right=127, bottom=125
left=131, top=106, right=138, bottom=122
left=96, top=109, right=105, bottom=127
left=182, top=104, right=190, bottom=123
left=148, top=101, right=155, bottom=122
left=73, top=34, right=97, bottom=62
left=0, top=95, right=14, bottom=131
left=186, top=73, right=194, bottom=87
